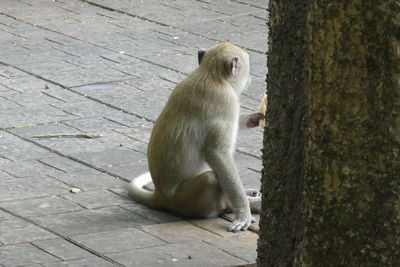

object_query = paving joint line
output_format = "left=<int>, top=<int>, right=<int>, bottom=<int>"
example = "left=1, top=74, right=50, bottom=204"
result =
left=67, top=86, right=156, bottom=123
left=37, top=159, right=68, bottom=173
left=231, top=0, right=267, bottom=10
left=201, top=239, right=254, bottom=263
left=248, top=167, right=262, bottom=174
left=49, top=104, right=80, bottom=118
left=236, top=149, right=262, bottom=160
left=30, top=242, right=66, bottom=262
left=41, top=91, right=69, bottom=103
left=0, top=207, right=125, bottom=267
left=111, top=129, right=148, bottom=144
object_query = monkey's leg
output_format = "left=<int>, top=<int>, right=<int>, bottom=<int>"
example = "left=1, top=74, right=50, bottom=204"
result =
left=168, top=171, right=229, bottom=218
left=244, top=189, right=261, bottom=213
left=248, top=196, right=261, bottom=213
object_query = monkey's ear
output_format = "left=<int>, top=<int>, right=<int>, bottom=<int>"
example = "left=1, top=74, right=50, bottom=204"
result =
left=198, top=49, right=206, bottom=65
left=231, top=57, right=240, bottom=76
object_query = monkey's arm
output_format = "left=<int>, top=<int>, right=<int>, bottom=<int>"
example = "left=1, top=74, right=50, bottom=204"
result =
left=239, top=113, right=265, bottom=129
left=205, top=150, right=252, bottom=232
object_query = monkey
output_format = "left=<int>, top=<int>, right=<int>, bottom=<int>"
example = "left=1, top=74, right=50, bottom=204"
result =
left=128, top=42, right=262, bottom=232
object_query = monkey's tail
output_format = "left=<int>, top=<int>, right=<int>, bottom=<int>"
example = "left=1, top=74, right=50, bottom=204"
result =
left=128, top=172, right=162, bottom=210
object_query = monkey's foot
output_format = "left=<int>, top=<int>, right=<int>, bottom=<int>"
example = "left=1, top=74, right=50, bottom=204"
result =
left=245, top=189, right=261, bottom=198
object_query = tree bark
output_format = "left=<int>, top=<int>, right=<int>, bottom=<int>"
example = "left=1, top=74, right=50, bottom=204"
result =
left=258, top=1, right=400, bottom=266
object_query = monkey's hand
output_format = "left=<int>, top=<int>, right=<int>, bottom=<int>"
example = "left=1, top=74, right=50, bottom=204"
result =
left=205, top=151, right=253, bottom=232
left=228, top=209, right=253, bottom=232
left=239, top=113, right=265, bottom=129
left=247, top=112, right=265, bottom=128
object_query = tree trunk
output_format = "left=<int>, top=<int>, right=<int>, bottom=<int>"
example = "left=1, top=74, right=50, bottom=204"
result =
left=257, top=1, right=400, bottom=266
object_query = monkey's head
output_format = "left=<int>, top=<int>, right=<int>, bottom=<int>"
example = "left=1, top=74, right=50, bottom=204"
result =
left=197, top=42, right=251, bottom=94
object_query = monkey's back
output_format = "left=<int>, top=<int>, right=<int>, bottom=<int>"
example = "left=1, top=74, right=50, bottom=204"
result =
left=147, top=76, right=238, bottom=197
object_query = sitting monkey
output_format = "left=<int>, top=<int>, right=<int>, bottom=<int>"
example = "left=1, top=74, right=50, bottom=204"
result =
left=129, top=42, right=262, bottom=232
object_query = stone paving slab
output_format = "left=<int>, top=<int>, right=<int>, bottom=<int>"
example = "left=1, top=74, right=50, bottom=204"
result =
left=0, top=210, right=14, bottom=222
left=61, top=189, right=133, bottom=209
left=0, top=159, right=64, bottom=179
left=0, top=176, right=69, bottom=202
left=49, top=170, right=126, bottom=191
left=0, top=218, right=57, bottom=245
left=31, top=206, right=155, bottom=236
left=202, top=232, right=258, bottom=263
left=38, top=157, right=94, bottom=173
left=0, top=0, right=267, bottom=266
left=106, top=240, right=248, bottom=267
left=71, top=227, right=166, bottom=254
left=42, top=257, right=115, bottom=267
left=140, top=221, right=221, bottom=244
left=0, top=196, right=83, bottom=218
left=120, top=204, right=182, bottom=224
left=0, top=243, right=60, bottom=266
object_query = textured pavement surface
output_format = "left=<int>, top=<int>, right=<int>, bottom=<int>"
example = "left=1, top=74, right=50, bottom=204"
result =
left=0, top=0, right=267, bottom=266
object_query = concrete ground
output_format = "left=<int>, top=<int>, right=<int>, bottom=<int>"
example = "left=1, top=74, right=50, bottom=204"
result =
left=0, top=0, right=267, bottom=266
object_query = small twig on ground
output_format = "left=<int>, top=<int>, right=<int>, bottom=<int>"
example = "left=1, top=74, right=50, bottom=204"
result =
left=32, top=133, right=100, bottom=139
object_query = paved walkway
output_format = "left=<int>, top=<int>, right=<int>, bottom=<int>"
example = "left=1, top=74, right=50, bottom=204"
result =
left=0, top=0, right=267, bottom=266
